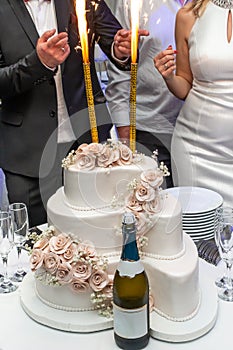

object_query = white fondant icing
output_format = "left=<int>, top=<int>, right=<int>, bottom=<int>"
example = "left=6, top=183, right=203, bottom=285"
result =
left=64, top=156, right=157, bottom=208
left=35, top=233, right=200, bottom=320
left=32, top=148, right=200, bottom=323
left=47, top=190, right=183, bottom=257
left=152, top=291, right=201, bottom=322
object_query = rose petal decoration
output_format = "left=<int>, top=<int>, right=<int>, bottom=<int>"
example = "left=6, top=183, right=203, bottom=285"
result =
left=135, top=182, right=155, bottom=202
left=56, top=262, right=73, bottom=284
left=44, top=252, right=61, bottom=275
left=97, top=144, right=119, bottom=167
left=101, top=274, right=114, bottom=300
left=126, top=193, right=143, bottom=212
left=72, top=260, right=92, bottom=280
left=33, top=236, right=49, bottom=251
left=141, top=169, right=164, bottom=189
left=30, top=249, right=44, bottom=272
left=78, top=240, right=96, bottom=258
left=87, top=143, right=103, bottom=155
left=89, top=270, right=109, bottom=292
left=74, top=151, right=96, bottom=170
left=69, top=277, right=90, bottom=293
left=49, top=233, right=72, bottom=255
left=60, top=243, right=77, bottom=263
left=117, top=143, right=133, bottom=165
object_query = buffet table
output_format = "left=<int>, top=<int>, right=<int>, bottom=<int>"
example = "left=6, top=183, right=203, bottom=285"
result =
left=0, top=251, right=231, bottom=350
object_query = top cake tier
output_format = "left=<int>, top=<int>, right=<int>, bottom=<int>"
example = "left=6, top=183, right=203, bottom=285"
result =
left=62, top=141, right=160, bottom=209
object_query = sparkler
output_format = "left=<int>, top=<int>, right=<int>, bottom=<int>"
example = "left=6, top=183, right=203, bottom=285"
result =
left=129, top=0, right=141, bottom=152
left=75, top=0, right=99, bottom=143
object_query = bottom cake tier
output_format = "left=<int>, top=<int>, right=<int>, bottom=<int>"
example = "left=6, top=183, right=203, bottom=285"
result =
left=34, top=233, right=199, bottom=321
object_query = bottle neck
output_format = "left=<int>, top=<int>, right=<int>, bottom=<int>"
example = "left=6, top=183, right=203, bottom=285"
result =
left=121, top=223, right=140, bottom=262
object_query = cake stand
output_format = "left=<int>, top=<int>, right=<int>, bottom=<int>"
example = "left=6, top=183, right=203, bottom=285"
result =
left=20, top=266, right=218, bottom=341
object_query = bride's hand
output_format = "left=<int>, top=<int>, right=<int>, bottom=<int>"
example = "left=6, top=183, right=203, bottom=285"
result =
left=154, top=45, right=177, bottom=81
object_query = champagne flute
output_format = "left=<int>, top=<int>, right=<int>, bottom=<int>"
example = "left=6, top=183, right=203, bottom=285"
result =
left=215, top=207, right=233, bottom=301
left=9, top=203, right=29, bottom=282
left=0, top=211, right=18, bottom=293
left=214, top=206, right=228, bottom=288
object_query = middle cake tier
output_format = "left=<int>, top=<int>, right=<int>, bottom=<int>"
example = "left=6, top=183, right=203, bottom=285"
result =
left=47, top=189, right=183, bottom=257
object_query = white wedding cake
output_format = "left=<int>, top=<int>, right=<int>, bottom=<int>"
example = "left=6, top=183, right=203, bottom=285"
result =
left=30, top=140, right=200, bottom=322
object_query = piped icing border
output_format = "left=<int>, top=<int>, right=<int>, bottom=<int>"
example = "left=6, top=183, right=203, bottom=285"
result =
left=102, top=243, right=186, bottom=261
left=35, top=285, right=96, bottom=312
left=62, top=187, right=118, bottom=212
left=35, top=283, right=201, bottom=322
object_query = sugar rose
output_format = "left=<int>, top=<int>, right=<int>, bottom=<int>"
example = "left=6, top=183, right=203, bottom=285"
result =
left=89, top=270, right=109, bottom=292
left=141, top=169, right=163, bottom=189
left=76, top=143, right=88, bottom=153
left=69, top=278, right=89, bottom=293
left=72, top=260, right=92, bottom=280
left=33, top=236, right=49, bottom=251
left=135, top=182, right=155, bottom=203
left=56, top=262, right=73, bottom=284
left=60, top=243, right=77, bottom=263
left=44, top=252, right=60, bottom=275
left=117, top=143, right=133, bottom=165
left=97, top=144, right=119, bottom=167
left=126, top=193, right=143, bottom=212
left=78, top=240, right=96, bottom=259
left=49, top=234, right=72, bottom=255
left=87, top=143, right=103, bottom=155
left=101, top=275, right=114, bottom=300
left=30, top=249, right=44, bottom=272
left=75, top=151, right=96, bottom=170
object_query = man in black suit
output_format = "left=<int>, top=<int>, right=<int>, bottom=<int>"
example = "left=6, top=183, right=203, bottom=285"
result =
left=0, top=0, right=148, bottom=226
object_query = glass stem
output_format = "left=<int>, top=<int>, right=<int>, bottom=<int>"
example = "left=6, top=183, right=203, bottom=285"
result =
left=2, top=256, right=10, bottom=282
left=226, top=261, right=233, bottom=290
left=16, top=246, right=23, bottom=272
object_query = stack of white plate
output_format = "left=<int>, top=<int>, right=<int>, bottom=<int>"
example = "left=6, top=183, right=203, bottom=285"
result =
left=165, top=187, right=223, bottom=242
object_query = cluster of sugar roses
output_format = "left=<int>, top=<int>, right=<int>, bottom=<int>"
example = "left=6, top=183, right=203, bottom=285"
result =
left=30, top=226, right=113, bottom=316
left=61, top=139, right=144, bottom=170
left=126, top=165, right=168, bottom=238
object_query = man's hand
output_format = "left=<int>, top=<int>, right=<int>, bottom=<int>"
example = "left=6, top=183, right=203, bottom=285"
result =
left=36, top=29, right=70, bottom=69
left=117, top=126, right=130, bottom=145
left=113, top=29, right=149, bottom=60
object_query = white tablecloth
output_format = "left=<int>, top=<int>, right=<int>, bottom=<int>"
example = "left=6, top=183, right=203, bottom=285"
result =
left=0, top=254, right=231, bottom=350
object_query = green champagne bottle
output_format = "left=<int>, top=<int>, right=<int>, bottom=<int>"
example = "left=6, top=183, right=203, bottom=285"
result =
left=113, top=212, right=150, bottom=349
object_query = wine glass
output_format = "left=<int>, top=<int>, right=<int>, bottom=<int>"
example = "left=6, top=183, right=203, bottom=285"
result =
left=215, top=207, right=233, bottom=301
left=0, top=211, right=18, bottom=293
left=214, top=206, right=228, bottom=288
left=9, top=203, right=29, bottom=282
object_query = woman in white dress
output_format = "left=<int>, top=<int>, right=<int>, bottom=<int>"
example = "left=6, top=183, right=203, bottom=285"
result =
left=154, top=0, right=233, bottom=207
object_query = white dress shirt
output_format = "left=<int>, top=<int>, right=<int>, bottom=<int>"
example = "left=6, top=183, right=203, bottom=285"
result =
left=24, top=0, right=76, bottom=143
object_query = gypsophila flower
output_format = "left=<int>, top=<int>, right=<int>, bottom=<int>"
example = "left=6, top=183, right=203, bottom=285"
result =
left=159, top=162, right=170, bottom=177
left=62, top=150, right=76, bottom=169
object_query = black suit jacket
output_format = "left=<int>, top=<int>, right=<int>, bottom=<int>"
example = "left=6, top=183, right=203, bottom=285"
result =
left=0, top=0, right=130, bottom=177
